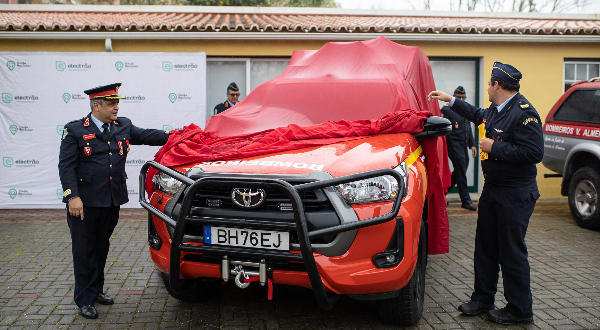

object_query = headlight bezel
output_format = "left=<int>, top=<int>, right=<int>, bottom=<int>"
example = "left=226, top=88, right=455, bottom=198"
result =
left=335, top=162, right=409, bottom=205
left=152, top=172, right=182, bottom=195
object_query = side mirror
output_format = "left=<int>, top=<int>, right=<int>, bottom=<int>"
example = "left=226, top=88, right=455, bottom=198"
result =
left=415, top=116, right=452, bottom=137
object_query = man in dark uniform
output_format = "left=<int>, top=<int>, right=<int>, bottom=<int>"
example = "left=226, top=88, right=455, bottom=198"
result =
left=59, top=83, right=170, bottom=319
left=428, top=62, right=543, bottom=325
left=213, top=82, right=240, bottom=115
left=441, top=86, right=478, bottom=211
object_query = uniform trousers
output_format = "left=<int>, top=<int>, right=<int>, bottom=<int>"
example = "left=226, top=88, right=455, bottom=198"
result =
left=471, top=184, right=537, bottom=318
left=67, top=205, right=120, bottom=307
left=448, top=145, right=471, bottom=203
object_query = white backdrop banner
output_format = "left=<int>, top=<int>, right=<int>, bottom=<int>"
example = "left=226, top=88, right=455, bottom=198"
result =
left=0, top=52, right=206, bottom=209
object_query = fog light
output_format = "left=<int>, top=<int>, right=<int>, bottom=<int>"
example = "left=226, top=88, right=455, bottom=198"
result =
left=148, top=234, right=162, bottom=250
left=386, top=255, right=396, bottom=263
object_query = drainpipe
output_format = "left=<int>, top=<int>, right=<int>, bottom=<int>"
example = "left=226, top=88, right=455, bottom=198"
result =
left=105, top=38, right=113, bottom=52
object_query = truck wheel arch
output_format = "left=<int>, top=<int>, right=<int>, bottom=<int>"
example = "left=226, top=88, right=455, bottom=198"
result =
left=561, top=144, right=600, bottom=196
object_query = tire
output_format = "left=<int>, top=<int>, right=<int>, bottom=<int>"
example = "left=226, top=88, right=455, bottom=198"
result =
left=160, top=272, right=220, bottom=302
left=568, top=167, right=600, bottom=230
left=377, top=219, right=427, bottom=326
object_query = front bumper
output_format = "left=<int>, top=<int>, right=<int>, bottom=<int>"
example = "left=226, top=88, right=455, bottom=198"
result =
left=140, top=161, right=407, bottom=309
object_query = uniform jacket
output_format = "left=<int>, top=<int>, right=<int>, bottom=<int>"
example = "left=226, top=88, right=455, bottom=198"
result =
left=450, top=93, right=544, bottom=188
left=59, top=112, right=169, bottom=207
left=214, top=100, right=234, bottom=116
left=441, top=105, right=475, bottom=149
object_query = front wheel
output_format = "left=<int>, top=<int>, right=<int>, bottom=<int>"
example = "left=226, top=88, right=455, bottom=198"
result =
left=377, top=219, right=427, bottom=326
left=160, top=272, right=220, bottom=302
left=568, top=167, right=600, bottom=230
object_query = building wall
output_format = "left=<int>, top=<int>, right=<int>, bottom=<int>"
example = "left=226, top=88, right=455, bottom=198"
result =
left=2, top=37, right=599, bottom=199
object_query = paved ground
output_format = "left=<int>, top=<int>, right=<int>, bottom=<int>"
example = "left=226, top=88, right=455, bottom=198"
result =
left=1, top=202, right=599, bottom=330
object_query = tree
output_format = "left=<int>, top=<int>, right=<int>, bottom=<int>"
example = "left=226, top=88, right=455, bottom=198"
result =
left=271, top=0, right=339, bottom=7
left=409, top=0, right=590, bottom=12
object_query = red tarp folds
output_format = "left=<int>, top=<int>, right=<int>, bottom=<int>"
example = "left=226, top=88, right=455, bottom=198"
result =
left=151, top=37, right=450, bottom=254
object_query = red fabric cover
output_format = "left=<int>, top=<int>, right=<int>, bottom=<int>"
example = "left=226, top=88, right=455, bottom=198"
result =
left=150, top=37, right=450, bottom=254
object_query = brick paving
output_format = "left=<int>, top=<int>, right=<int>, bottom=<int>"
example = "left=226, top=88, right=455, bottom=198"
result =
left=1, top=202, right=599, bottom=329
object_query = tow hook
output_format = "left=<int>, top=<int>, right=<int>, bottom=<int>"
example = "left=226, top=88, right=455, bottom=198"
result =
left=222, top=256, right=267, bottom=288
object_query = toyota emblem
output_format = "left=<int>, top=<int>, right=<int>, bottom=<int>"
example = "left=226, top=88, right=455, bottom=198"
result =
left=231, top=188, right=266, bottom=209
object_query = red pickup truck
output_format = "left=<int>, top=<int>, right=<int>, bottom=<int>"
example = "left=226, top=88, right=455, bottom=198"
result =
left=139, top=37, right=451, bottom=326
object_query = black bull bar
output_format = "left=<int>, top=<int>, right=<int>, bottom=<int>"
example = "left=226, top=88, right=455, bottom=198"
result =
left=139, top=161, right=404, bottom=309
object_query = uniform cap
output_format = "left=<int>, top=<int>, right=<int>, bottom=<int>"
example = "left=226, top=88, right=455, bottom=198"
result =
left=492, top=62, right=522, bottom=84
left=227, top=82, right=239, bottom=92
left=454, top=86, right=466, bottom=96
left=84, top=83, right=125, bottom=100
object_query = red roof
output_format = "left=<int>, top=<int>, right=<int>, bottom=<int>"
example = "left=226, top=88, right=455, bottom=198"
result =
left=1, top=6, right=599, bottom=35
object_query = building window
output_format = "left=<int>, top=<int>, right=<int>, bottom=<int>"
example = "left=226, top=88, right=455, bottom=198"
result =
left=206, top=58, right=289, bottom=119
left=564, top=60, right=600, bottom=92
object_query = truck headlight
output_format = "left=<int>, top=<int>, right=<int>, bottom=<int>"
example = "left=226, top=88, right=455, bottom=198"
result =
left=336, top=162, right=408, bottom=205
left=152, top=173, right=182, bottom=195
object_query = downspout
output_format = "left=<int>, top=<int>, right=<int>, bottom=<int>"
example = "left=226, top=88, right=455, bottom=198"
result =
left=105, top=38, right=113, bottom=52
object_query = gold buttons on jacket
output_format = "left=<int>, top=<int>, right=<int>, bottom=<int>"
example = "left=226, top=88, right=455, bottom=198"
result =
left=110, top=176, right=112, bottom=180
left=108, top=141, right=110, bottom=145
left=109, top=152, right=112, bottom=156
left=110, top=164, right=113, bottom=168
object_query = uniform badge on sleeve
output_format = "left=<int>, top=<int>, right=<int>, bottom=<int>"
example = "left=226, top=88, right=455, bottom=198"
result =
left=118, top=141, right=124, bottom=155
left=64, top=189, right=71, bottom=197
left=84, top=147, right=91, bottom=156
left=126, top=140, right=130, bottom=153
left=522, top=117, right=539, bottom=125
left=84, top=117, right=90, bottom=127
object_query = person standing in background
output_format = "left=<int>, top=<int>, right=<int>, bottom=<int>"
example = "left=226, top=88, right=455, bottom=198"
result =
left=213, top=82, right=240, bottom=115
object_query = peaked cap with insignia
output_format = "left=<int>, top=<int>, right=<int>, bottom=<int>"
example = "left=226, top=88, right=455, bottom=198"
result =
left=492, top=62, right=522, bottom=84
left=84, top=83, right=125, bottom=100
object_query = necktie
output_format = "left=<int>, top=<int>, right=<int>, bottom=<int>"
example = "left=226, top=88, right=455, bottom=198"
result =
left=489, top=106, right=498, bottom=121
left=102, top=123, right=109, bottom=141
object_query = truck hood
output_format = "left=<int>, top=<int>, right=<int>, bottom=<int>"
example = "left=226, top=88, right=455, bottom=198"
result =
left=174, top=133, right=415, bottom=178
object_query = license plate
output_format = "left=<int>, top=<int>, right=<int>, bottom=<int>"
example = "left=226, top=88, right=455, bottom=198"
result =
left=204, top=226, right=290, bottom=251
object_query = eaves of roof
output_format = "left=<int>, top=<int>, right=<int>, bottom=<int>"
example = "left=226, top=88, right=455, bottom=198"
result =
left=1, top=4, right=599, bottom=42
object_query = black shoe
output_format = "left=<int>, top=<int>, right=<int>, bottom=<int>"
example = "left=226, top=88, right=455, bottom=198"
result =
left=96, top=293, right=114, bottom=305
left=458, top=300, right=494, bottom=315
left=79, top=305, right=98, bottom=319
left=488, top=307, right=533, bottom=325
left=461, top=202, right=477, bottom=211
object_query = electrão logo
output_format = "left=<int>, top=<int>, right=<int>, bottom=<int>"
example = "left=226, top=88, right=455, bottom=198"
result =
left=163, top=61, right=173, bottom=72
left=57, top=125, right=66, bottom=136
left=8, top=189, right=17, bottom=199
left=62, top=93, right=71, bottom=103
left=3, top=157, right=14, bottom=167
left=9, top=125, right=18, bottom=135
left=2, top=93, right=13, bottom=103
left=57, top=189, right=63, bottom=199
left=163, top=125, right=174, bottom=131
left=7, top=61, right=15, bottom=71
left=56, top=61, right=66, bottom=71
left=168, top=93, right=177, bottom=103
left=115, top=61, right=124, bottom=72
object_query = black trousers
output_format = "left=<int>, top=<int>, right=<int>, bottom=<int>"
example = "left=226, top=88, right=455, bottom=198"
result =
left=448, top=145, right=471, bottom=203
left=67, top=206, right=119, bottom=307
left=471, top=184, right=539, bottom=318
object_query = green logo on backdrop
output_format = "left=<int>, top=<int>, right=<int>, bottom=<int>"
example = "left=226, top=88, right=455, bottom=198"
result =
left=3, top=157, right=14, bottom=167
left=115, top=61, right=124, bottom=72
left=57, top=125, right=66, bottom=136
left=9, top=125, right=18, bottom=135
left=168, top=93, right=177, bottom=103
left=162, top=61, right=173, bottom=72
left=2, top=93, right=12, bottom=103
left=163, top=125, right=174, bottom=131
left=8, top=189, right=17, bottom=199
left=57, top=189, right=64, bottom=199
left=7, top=61, right=15, bottom=71
left=56, top=61, right=66, bottom=71
left=62, top=93, right=71, bottom=103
